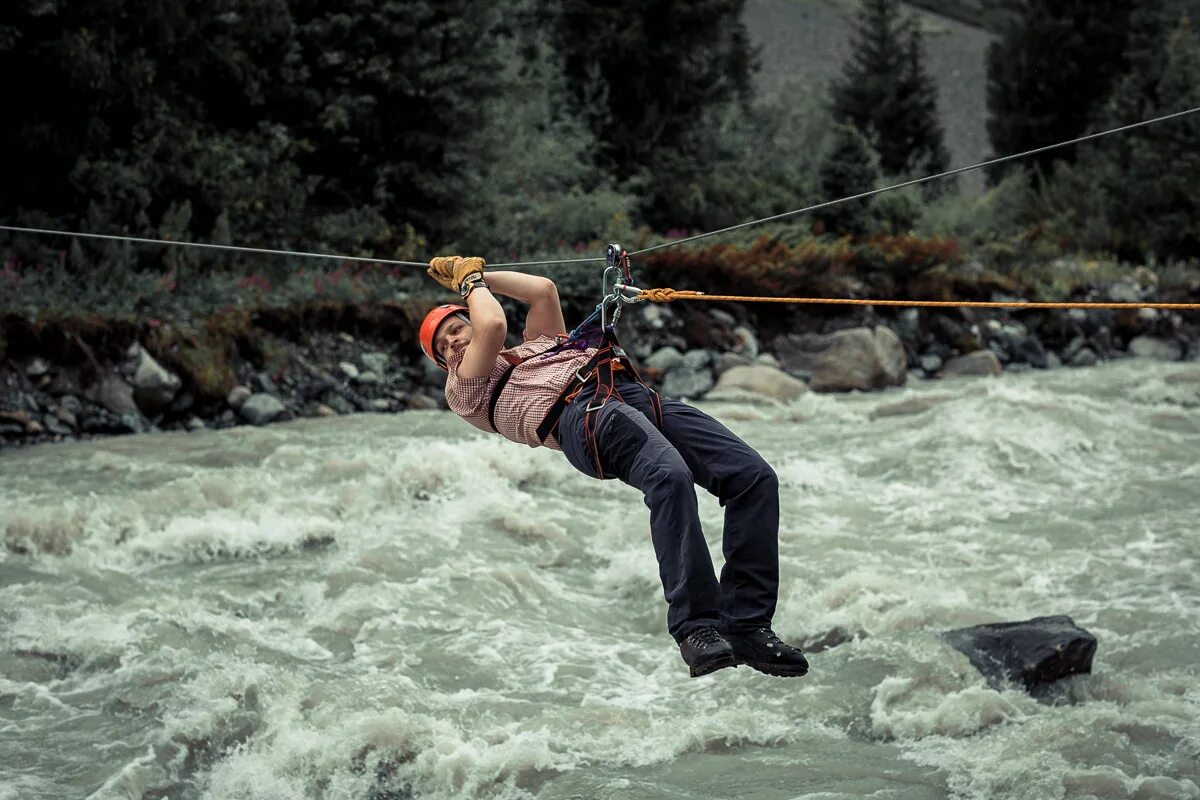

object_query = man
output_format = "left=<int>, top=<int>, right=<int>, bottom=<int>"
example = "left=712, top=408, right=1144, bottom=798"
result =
left=420, top=255, right=808, bottom=679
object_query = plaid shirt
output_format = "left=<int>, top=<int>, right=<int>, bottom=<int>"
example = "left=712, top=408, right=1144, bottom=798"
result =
left=445, top=335, right=595, bottom=450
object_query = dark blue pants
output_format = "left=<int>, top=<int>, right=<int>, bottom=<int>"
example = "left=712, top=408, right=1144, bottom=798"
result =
left=558, top=379, right=780, bottom=642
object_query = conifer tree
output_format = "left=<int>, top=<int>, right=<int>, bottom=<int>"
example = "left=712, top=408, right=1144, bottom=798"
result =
left=830, top=0, right=949, bottom=181
left=547, top=0, right=757, bottom=229
left=985, top=0, right=1138, bottom=183
left=1084, top=9, right=1200, bottom=260
left=815, top=123, right=882, bottom=236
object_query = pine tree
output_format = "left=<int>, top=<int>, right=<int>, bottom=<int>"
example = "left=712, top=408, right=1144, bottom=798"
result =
left=815, top=123, right=882, bottom=236
left=985, top=0, right=1138, bottom=184
left=1085, top=10, right=1200, bottom=260
left=830, top=0, right=949, bottom=181
left=547, top=0, right=758, bottom=229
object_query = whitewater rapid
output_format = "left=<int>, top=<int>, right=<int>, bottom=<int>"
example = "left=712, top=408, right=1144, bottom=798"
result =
left=2, top=359, right=1198, bottom=800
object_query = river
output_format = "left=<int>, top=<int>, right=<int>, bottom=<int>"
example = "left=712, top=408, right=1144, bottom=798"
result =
left=2, top=359, right=1198, bottom=800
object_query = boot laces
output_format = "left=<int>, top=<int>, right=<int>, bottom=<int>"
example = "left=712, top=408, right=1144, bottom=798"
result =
left=759, top=627, right=788, bottom=648
left=688, top=627, right=724, bottom=648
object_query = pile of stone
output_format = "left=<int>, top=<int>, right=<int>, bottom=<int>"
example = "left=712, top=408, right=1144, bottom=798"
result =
left=2, top=274, right=1197, bottom=448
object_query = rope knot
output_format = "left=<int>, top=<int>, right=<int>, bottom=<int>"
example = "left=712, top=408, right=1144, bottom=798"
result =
left=637, top=288, right=705, bottom=303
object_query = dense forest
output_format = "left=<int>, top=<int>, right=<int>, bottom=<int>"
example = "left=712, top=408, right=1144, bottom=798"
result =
left=0, top=0, right=1198, bottom=320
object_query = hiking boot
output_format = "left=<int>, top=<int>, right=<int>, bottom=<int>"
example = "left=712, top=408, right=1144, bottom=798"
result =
left=724, top=626, right=809, bottom=677
left=678, top=625, right=737, bottom=677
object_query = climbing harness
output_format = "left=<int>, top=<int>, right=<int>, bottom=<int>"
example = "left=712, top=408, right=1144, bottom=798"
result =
left=530, top=245, right=662, bottom=474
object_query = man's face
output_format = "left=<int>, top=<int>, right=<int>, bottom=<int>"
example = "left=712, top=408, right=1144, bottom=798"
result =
left=434, top=315, right=472, bottom=365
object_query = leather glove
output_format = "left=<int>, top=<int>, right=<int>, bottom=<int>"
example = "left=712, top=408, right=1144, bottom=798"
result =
left=427, top=256, right=486, bottom=295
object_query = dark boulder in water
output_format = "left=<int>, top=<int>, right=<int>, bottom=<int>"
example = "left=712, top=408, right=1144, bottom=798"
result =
left=942, top=615, right=1097, bottom=696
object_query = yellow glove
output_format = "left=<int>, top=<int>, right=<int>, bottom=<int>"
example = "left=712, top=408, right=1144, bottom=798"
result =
left=427, top=256, right=486, bottom=295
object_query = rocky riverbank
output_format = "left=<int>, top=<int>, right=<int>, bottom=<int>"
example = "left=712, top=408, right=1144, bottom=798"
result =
left=2, top=273, right=1198, bottom=449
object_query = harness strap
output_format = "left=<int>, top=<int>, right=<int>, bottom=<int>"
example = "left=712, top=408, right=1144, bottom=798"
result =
left=534, top=329, right=659, bottom=455
left=485, top=339, right=566, bottom=433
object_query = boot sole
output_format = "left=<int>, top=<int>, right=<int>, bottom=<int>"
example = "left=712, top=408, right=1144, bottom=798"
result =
left=688, top=652, right=737, bottom=678
left=736, top=658, right=809, bottom=678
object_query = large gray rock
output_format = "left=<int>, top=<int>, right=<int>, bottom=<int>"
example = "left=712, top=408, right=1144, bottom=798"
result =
left=774, top=326, right=906, bottom=392
left=226, top=386, right=252, bottom=410
left=132, top=348, right=182, bottom=413
left=1128, top=335, right=1182, bottom=362
left=239, top=393, right=286, bottom=425
left=943, top=615, right=1097, bottom=698
left=936, top=347, right=1003, bottom=376
left=645, top=346, right=685, bottom=372
left=85, top=374, right=140, bottom=416
left=707, top=364, right=809, bottom=404
left=939, top=350, right=1002, bottom=378
left=661, top=352, right=714, bottom=399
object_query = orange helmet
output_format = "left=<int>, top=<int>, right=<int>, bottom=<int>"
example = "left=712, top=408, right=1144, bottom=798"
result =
left=419, top=304, right=469, bottom=369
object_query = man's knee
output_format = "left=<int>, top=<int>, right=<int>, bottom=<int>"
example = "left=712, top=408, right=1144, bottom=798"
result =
left=725, top=455, right=777, bottom=500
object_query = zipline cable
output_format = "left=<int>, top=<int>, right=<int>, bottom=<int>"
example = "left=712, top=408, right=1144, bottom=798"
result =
left=491, top=104, right=1200, bottom=267
left=0, top=225, right=429, bottom=268
left=1, top=105, right=1198, bottom=272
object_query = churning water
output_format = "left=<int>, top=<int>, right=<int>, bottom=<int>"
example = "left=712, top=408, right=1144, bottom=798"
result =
left=2, top=360, right=1199, bottom=800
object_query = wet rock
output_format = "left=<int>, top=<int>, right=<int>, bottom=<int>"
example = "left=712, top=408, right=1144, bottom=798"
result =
left=186, top=417, right=206, bottom=431
left=339, top=362, right=360, bottom=380
left=322, top=391, right=356, bottom=415
left=919, top=353, right=943, bottom=374
left=774, top=326, right=906, bottom=392
left=43, top=415, right=73, bottom=437
left=239, top=394, right=286, bottom=425
left=314, top=403, right=338, bottom=417
left=356, top=371, right=382, bottom=386
left=1008, top=334, right=1050, bottom=368
left=25, top=358, right=51, bottom=378
left=370, top=399, right=392, bottom=412
left=59, top=395, right=83, bottom=415
left=1069, top=348, right=1098, bottom=367
left=892, top=308, right=922, bottom=347
left=361, top=352, right=390, bottom=374
left=939, top=350, right=1002, bottom=378
left=253, top=372, right=280, bottom=396
left=714, top=352, right=752, bottom=376
left=81, top=410, right=146, bottom=435
left=226, top=386, right=252, bottom=410
left=707, top=364, right=809, bottom=404
left=987, top=339, right=1011, bottom=364
left=731, top=325, right=759, bottom=359
left=709, top=308, right=737, bottom=328
left=1128, top=336, right=1182, bottom=362
left=86, top=374, right=139, bottom=416
left=942, top=615, right=1098, bottom=697
left=661, top=350, right=714, bottom=399
left=54, top=407, right=78, bottom=430
left=132, top=348, right=182, bottom=413
left=645, top=346, right=684, bottom=372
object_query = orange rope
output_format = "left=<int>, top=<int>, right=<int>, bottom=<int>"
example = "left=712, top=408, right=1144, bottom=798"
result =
left=635, top=287, right=1200, bottom=310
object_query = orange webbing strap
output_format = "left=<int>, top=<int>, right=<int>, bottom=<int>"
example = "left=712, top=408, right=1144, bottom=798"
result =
left=635, top=287, right=1200, bottom=310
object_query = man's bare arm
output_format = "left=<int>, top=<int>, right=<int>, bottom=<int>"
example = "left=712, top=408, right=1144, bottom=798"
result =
left=485, top=271, right=567, bottom=340
left=458, top=287, right=508, bottom=379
